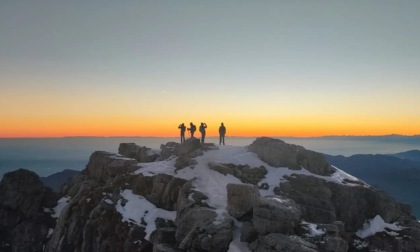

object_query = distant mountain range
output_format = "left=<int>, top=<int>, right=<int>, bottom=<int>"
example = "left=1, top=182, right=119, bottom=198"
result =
left=326, top=150, right=420, bottom=218
left=40, top=169, right=80, bottom=192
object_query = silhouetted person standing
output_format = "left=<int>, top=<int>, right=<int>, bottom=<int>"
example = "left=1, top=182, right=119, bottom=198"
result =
left=199, top=122, right=207, bottom=143
left=178, top=123, right=186, bottom=143
left=219, top=122, right=226, bottom=145
left=188, top=122, right=196, bottom=138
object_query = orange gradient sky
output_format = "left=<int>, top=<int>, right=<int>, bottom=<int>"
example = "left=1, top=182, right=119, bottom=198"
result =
left=1, top=1, right=420, bottom=138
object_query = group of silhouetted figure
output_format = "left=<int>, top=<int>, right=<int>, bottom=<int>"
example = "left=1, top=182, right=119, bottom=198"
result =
left=178, top=122, right=226, bottom=145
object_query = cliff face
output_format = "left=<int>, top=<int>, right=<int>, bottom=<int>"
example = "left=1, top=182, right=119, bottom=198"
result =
left=1, top=137, right=420, bottom=252
left=0, top=169, right=57, bottom=251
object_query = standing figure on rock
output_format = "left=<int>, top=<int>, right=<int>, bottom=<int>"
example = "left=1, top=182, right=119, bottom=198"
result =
left=199, top=122, right=207, bottom=144
left=187, top=122, right=196, bottom=138
left=178, top=123, right=186, bottom=143
left=219, top=122, right=226, bottom=145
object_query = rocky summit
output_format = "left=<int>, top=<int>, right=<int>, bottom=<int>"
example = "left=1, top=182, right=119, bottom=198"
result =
left=1, top=137, right=420, bottom=252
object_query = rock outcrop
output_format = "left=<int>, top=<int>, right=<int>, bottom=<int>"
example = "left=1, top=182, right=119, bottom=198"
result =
left=85, top=151, right=138, bottom=182
left=249, top=137, right=334, bottom=175
left=175, top=137, right=202, bottom=157
left=278, top=174, right=410, bottom=231
left=209, top=162, right=267, bottom=185
left=253, top=196, right=302, bottom=235
left=175, top=180, right=234, bottom=252
left=0, top=169, right=57, bottom=252
left=45, top=152, right=157, bottom=252
left=130, top=173, right=188, bottom=211
left=118, top=143, right=159, bottom=162
left=159, top=142, right=179, bottom=160
left=227, top=183, right=260, bottom=219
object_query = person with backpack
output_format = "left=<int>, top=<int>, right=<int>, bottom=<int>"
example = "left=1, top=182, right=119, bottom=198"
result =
left=188, top=122, right=196, bottom=138
left=178, top=123, right=186, bottom=143
left=219, top=122, right=226, bottom=145
left=199, top=122, right=207, bottom=144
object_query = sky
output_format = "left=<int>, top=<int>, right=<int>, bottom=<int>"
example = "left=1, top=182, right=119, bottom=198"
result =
left=1, top=0, right=420, bottom=137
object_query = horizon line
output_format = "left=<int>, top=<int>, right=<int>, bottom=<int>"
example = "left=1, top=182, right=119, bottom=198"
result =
left=1, top=134, right=420, bottom=139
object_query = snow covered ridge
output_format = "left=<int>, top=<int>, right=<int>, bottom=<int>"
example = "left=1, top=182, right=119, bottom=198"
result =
left=356, top=215, right=405, bottom=239
left=116, top=189, right=176, bottom=240
left=9, top=137, right=419, bottom=252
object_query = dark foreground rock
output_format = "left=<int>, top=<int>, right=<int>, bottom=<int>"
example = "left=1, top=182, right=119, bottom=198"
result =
left=250, top=233, right=318, bottom=252
left=0, top=169, right=57, bottom=252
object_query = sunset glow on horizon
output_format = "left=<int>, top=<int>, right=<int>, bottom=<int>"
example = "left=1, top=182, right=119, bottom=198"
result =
left=1, top=1, right=420, bottom=138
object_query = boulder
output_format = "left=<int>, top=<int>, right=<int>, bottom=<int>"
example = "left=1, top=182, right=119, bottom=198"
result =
left=85, top=151, right=138, bottom=182
left=175, top=137, right=202, bottom=157
left=209, top=162, right=267, bottom=185
left=226, top=183, right=260, bottom=219
left=253, top=196, right=302, bottom=235
left=277, top=175, right=336, bottom=224
left=151, top=218, right=180, bottom=252
left=0, top=169, right=57, bottom=252
left=278, top=174, right=409, bottom=232
left=208, top=162, right=233, bottom=176
left=174, top=155, right=197, bottom=170
left=159, top=142, right=179, bottom=160
left=297, top=149, right=334, bottom=176
left=186, top=219, right=233, bottom=252
left=129, top=173, right=188, bottom=211
left=250, top=233, right=318, bottom=252
left=249, top=137, right=334, bottom=175
left=118, top=143, right=159, bottom=162
left=176, top=207, right=233, bottom=252
left=148, top=174, right=188, bottom=211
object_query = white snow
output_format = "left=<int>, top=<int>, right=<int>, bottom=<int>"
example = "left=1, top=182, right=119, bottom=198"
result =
left=356, top=215, right=403, bottom=238
left=115, top=189, right=176, bottom=240
left=43, top=208, right=52, bottom=213
left=104, top=199, right=113, bottom=204
left=353, top=239, right=369, bottom=249
left=113, top=154, right=136, bottom=161
left=271, top=197, right=288, bottom=204
left=228, top=220, right=251, bottom=252
left=302, top=221, right=325, bottom=237
left=328, top=166, right=367, bottom=187
left=52, top=196, right=71, bottom=218
left=135, top=160, right=177, bottom=176
left=47, top=228, right=54, bottom=237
